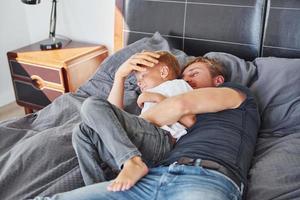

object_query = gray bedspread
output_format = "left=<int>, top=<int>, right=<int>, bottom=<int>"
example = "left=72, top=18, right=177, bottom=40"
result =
left=0, top=32, right=182, bottom=200
left=0, top=93, right=86, bottom=200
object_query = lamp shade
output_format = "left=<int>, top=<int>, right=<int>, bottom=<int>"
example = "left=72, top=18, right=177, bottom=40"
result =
left=21, top=0, right=41, bottom=4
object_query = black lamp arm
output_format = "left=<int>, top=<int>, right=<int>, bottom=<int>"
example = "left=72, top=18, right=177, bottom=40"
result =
left=49, top=0, right=57, bottom=39
left=21, top=0, right=71, bottom=50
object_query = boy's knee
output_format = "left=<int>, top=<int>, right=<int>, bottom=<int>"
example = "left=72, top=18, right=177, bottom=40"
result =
left=72, top=123, right=88, bottom=148
left=81, top=97, right=111, bottom=120
left=81, top=97, right=108, bottom=113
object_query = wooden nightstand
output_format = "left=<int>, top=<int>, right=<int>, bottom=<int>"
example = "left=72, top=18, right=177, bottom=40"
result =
left=7, top=40, right=108, bottom=114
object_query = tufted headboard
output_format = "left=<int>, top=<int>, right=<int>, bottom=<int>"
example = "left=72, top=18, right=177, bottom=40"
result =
left=114, top=0, right=300, bottom=60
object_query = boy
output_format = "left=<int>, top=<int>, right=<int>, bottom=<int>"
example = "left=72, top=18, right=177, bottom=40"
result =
left=75, top=51, right=195, bottom=192
left=105, top=51, right=195, bottom=191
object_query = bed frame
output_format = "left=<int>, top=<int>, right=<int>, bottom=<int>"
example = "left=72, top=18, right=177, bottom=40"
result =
left=114, top=0, right=300, bottom=60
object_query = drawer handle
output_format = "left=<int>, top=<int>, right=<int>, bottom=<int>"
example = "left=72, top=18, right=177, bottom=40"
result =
left=31, top=75, right=46, bottom=89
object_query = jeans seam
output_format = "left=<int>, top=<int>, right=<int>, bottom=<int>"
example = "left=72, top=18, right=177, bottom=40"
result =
left=88, top=103, right=141, bottom=168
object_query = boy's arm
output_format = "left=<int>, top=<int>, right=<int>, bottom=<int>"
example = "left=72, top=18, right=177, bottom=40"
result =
left=107, top=75, right=126, bottom=109
left=107, top=51, right=160, bottom=109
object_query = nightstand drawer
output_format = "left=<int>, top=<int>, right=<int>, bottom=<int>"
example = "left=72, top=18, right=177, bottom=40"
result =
left=7, top=41, right=108, bottom=114
left=14, top=80, right=63, bottom=109
left=10, top=60, right=64, bottom=86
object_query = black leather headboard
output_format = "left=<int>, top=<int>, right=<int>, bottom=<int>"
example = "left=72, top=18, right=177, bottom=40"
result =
left=262, top=0, right=300, bottom=58
left=115, top=0, right=300, bottom=60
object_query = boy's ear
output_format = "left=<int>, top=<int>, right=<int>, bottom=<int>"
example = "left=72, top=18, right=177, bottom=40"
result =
left=160, top=65, right=170, bottom=79
left=213, top=75, right=225, bottom=86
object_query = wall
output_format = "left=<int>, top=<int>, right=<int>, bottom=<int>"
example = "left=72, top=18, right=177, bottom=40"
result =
left=0, top=1, right=31, bottom=107
left=0, top=0, right=115, bottom=107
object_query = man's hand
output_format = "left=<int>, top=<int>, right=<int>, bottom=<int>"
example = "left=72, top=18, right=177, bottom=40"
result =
left=179, top=115, right=196, bottom=128
left=115, top=51, right=160, bottom=79
left=137, top=92, right=166, bottom=108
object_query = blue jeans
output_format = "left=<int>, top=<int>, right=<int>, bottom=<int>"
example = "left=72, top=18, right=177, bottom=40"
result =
left=72, top=97, right=173, bottom=185
left=33, top=163, right=241, bottom=200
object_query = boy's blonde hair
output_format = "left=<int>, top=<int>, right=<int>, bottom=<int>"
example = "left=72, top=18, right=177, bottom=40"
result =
left=155, top=51, right=181, bottom=78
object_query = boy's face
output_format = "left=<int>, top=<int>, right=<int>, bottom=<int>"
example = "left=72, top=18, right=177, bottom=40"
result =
left=135, top=64, right=164, bottom=92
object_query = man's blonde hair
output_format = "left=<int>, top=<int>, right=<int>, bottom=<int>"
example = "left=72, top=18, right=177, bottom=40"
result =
left=183, top=56, right=227, bottom=81
left=155, top=51, right=181, bottom=78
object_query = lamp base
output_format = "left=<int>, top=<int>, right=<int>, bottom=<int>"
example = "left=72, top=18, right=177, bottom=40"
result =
left=39, top=37, right=70, bottom=50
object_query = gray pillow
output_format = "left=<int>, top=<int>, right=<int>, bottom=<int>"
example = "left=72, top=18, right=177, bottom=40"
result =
left=77, top=32, right=188, bottom=114
left=250, top=57, right=300, bottom=136
left=204, top=52, right=257, bottom=86
left=246, top=57, right=300, bottom=200
left=246, top=134, right=300, bottom=200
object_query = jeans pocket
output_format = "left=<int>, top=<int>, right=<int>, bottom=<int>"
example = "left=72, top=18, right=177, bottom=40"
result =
left=203, top=169, right=242, bottom=200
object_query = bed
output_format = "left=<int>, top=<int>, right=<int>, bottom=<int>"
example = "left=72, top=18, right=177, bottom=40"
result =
left=1, top=0, right=300, bottom=199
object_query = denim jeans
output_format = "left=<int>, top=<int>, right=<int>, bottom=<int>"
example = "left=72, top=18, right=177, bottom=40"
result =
left=33, top=163, right=241, bottom=200
left=72, top=97, right=173, bottom=185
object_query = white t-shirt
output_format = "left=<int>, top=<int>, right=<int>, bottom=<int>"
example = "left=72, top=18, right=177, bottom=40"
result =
left=141, top=79, right=193, bottom=140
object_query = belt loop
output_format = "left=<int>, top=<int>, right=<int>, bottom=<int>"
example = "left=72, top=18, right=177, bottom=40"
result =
left=194, top=158, right=201, bottom=167
left=240, top=182, right=244, bottom=195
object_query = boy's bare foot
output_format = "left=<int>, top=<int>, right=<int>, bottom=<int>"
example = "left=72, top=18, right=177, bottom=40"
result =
left=107, top=156, right=149, bottom=192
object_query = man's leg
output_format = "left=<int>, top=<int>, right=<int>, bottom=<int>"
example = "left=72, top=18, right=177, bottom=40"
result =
left=33, top=165, right=241, bottom=200
left=33, top=172, right=161, bottom=200
left=154, top=164, right=242, bottom=200
left=72, top=123, right=118, bottom=185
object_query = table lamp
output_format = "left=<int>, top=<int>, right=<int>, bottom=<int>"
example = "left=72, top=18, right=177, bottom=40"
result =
left=21, top=0, right=71, bottom=50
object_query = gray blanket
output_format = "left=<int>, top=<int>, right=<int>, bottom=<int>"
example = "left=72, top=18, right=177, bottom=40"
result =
left=0, top=32, right=185, bottom=200
left=1, top=33, right=299, bottom=200
left=0, top=93, right=86, bottom=200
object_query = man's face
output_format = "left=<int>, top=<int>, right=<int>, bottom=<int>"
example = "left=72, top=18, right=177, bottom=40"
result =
left=135, top=64, right=163, bottom=92
left=182, top=62, right=215, bottom=89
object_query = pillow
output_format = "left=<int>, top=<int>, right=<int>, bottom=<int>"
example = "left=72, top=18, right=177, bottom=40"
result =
left=204, top=52, right=257, bottom=86
left=77, top=38, right=257, bottom=115
left=246, top=57, right=300, bottom=200
left=250, top=57, right=300, bottom=136
left=77, top=32, right=189, bottom=115
left=246, top=133, right=300, bottom=200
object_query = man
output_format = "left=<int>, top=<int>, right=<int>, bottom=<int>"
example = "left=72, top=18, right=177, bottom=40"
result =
left=34, top=52, right=260, bottom=200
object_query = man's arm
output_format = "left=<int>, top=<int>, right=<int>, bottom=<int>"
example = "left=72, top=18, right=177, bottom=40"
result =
left=138, top=91, right=196, bottom=128
left=140, top=87, right=246, bottom=127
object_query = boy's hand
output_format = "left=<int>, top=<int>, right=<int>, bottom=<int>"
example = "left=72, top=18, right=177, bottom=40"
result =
left=115, top=51, right=160, bottom=79
left=137, top=92, right=167, bottom=108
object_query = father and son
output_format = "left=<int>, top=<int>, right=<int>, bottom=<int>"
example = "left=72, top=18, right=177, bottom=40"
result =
left=35, top=51, right=260, bottom=200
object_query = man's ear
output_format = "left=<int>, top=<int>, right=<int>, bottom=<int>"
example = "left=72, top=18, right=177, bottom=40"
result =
left=213, top=75, right=225, bottom=86
left=160, top=65, right=170, bottom=79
